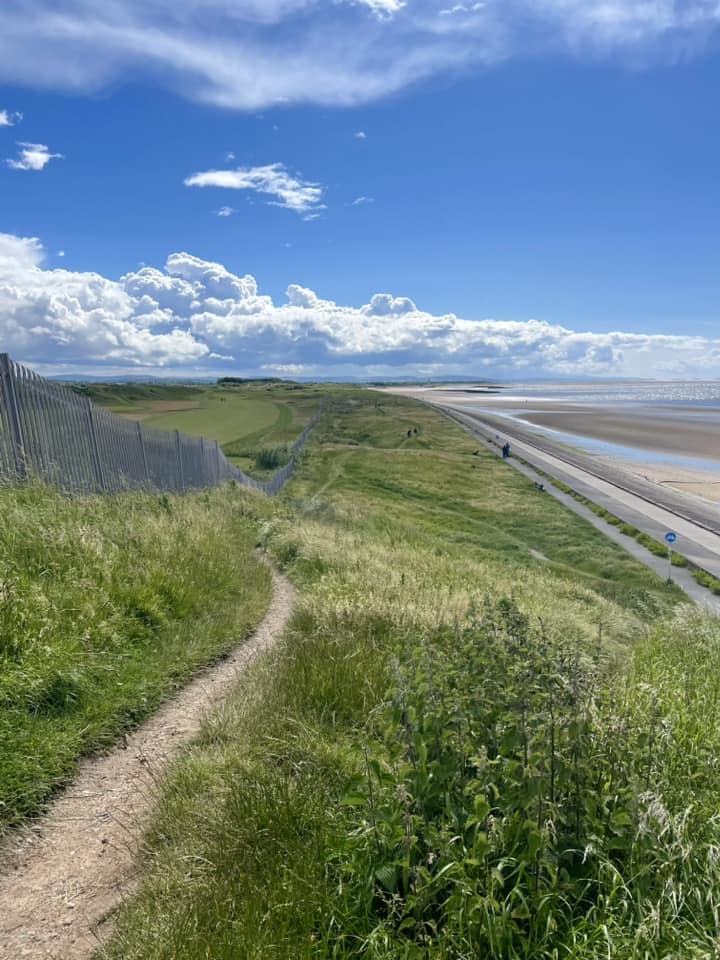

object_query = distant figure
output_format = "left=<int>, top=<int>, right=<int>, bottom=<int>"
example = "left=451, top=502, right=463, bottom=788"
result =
left=407, top=429, right=412, bottom=438
left=413, top=428, right=418, bottom=435
left=502, top=442, right=510, bottom=459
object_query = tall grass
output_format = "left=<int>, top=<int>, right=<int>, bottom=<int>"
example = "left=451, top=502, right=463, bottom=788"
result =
left=101, top=392, right=720, bottom=959
left=0, top=482, right=273, bottom=833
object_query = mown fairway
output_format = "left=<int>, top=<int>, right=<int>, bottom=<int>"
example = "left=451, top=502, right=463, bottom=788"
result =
left=85, top=380, right=324, bottom=476
left=101, top=391, right=720, bottom=960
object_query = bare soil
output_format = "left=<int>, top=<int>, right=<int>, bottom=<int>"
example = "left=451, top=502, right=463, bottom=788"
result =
left=0, top=560, right=295, bottom=960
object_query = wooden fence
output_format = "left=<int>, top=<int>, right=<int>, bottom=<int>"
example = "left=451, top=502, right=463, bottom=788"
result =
left=0, top=354, right=321, bottom=496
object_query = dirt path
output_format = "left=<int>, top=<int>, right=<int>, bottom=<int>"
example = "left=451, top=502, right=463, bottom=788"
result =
left=0, top=561, right=295, bottom=960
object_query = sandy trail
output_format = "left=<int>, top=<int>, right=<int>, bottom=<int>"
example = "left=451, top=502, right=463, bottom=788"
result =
left=0, top=560, right=295, bottom=960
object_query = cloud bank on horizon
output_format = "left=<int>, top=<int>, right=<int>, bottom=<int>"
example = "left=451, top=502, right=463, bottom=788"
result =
left=0, top=2, right=718, bottom=109
left=2, top=232, right=719, bottom=380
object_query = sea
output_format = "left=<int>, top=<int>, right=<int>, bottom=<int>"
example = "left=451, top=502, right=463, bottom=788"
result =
left=490, top=380, right=720, bottom=406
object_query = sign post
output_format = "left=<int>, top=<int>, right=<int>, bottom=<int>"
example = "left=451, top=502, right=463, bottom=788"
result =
left=665, top=531, right=677, bottom=582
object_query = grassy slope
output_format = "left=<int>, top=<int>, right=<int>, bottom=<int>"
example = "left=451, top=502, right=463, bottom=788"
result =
left=0, top=483, right=273, bottom=834
left=87, top=381, right=324, bottom=476
left=100, top=392, right=720, bottom=960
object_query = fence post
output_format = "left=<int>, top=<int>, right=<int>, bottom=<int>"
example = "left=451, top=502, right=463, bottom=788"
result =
left=0, top=354, right=27, bottom=479
left=175, top=429, right=184, bottom=491
left=137, top=421, right=150, bottom=487
left=85, top=397, right=106, bottom=492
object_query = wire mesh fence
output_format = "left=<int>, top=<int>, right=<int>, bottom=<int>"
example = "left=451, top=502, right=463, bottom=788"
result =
left=0, top=354, right=322, bottom=497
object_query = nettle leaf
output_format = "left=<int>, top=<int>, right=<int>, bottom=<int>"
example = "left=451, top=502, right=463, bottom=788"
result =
left=473, top=795, right=490, bottom=820
left=340, top=794, right=368, bottom=807
left=374, top=863, right=398, bottom=892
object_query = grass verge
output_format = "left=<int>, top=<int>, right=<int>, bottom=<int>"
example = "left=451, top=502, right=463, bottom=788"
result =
left=0, top=482, right=273, bottom=834
left=536, top=472, right=720, bottom=594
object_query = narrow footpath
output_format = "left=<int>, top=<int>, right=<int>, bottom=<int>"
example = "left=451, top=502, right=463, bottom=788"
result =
left=0, top=561, right=295, bottom=960
left=444, top=406, right=720, bottom=614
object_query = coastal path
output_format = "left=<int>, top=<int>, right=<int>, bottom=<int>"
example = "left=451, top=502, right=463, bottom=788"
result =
left=442, top=404, right=720, bottom=611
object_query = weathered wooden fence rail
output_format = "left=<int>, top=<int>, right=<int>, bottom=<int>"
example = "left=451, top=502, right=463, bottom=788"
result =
left=0, top=354, right=322, bottom=496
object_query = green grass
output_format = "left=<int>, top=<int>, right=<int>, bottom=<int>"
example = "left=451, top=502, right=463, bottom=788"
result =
left=87, top=381, right=324, bottom=477
left=692, top=567, right=720, bottom=594
left=0, top=481, right=274, bottom=834
left=99, top=391, right=720, bottom=960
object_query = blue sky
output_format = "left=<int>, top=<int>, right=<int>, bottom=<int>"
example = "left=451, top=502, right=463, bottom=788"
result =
left=1, top=0, right=720, bottom=379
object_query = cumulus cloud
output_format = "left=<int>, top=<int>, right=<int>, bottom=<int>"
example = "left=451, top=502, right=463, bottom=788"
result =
left=355, top=130, right=367, bottom=139
left=216, top=206, right=235, bottom=217
left=185, top=163, right=325, bottom=218
left=6, top=142, right=62, bottom=171
left=0, top=109, right=22, bottom=126
left=3, top=231, right=720, bottom=379
left=0, top=2, right=718, bottom=111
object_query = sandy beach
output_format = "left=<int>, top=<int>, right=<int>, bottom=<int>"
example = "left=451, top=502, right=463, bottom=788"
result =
left=382, top=384, right=720, bottom=505
left=616, top=460, right=720, bottom=505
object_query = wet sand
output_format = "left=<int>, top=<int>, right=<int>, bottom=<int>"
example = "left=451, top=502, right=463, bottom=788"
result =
left=510, top=406, right=720, bottom=460
left=381, top=385, right=720, bottom=505
left=610, top=460, right=720, bottom=505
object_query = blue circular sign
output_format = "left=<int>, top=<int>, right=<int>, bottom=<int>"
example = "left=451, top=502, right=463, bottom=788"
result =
left=665, top=531, right=677, bottom=545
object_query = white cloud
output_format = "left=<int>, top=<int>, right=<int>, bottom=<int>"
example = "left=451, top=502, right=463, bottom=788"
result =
left=0, top=2, right=718, bottom=111
left=357, top=0, right=406, bottom=14
left=262, top=362, right=310, bottom=374
left=439, top=2, right=485, bottom=15
left=0, top=109, right=22, bottom=126
left=6, top=142, right=62, bottom=171
left=351, top=195, right=374, bottom=205
left=2, top=230, right=720, bottom=379
left=355, top=130, right=367, bottom=139
left=216, top=205, right=235, bottom=217
left=57, top=249, right=65, bottom=257
left=185, top=162, right=326, bottom=218
left=0, top=234, right=207, bottom=368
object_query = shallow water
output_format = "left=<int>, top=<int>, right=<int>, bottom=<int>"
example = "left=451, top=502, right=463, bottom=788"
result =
left=491, top=411, right=720, bottom=472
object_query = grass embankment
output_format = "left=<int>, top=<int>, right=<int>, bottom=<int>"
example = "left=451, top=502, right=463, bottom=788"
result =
left=86, top=380, right=324, bottom=478
left=101, top=393, right=720, bottom=959
left=0, top=483, right=273, bottom=834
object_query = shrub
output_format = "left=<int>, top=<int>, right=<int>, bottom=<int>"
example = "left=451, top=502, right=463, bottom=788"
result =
left=254, top=445, right=290, bottom=470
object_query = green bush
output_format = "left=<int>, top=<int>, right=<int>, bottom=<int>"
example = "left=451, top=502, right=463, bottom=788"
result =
left=254, top=445, right=290, bottom=470
left=693, top=568, right=720, bottom=594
